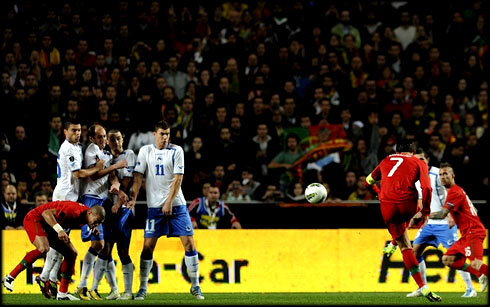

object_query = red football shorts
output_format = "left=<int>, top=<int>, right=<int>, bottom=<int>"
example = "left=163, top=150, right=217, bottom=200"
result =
left=445, top=231, right=486, bottom=261
left=380, top=200, right=418, bottom=240
left=23, top=217, right=48, bottom=243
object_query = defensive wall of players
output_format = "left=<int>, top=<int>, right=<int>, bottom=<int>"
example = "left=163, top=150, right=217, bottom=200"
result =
left=2, top=229, right=487, bottom=293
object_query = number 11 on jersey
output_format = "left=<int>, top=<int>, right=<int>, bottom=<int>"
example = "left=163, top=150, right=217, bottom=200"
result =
left=156, top=164, right=165, bottom=176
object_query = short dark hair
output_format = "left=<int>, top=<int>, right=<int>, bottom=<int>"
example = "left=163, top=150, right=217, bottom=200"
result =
left=155, top=120, right=170, bottom=132
left=440, top=162, right=452, bottom=169
left=64, top=120, right=80, bottom=129
left=395, top=138, right=414, bottom=153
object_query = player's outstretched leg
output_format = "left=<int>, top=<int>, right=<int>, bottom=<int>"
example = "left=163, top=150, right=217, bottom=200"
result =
left=35, top=275, right=51, bottom=299
left=185, top=250, right=204, bottom=299
left=383, top=241, right=398, bottom=257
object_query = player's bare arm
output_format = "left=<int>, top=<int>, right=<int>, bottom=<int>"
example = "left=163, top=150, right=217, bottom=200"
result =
left=163, top=174, right=183, bottom=215
left=109, top=171, right=121, bottom=193
left=127, top=172, right=143, bottom=210
left=90, top=159, right=128, bottom=180
left=74, top=159, right=105, bottom=179
left=41, top=208, right=69, bottom=243
left=429, top=207, right=450, bottom=219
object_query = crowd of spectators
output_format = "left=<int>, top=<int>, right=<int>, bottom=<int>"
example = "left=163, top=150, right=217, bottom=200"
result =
left=1, top=0, right=489, bottom=228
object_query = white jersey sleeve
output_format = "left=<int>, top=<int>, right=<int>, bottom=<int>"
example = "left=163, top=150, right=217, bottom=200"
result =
left=114, top=149, right=136, bottom=180
left=52, top=140, right=83, bottom=201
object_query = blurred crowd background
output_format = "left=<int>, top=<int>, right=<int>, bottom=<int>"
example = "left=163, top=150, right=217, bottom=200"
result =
left=1, top=0, right=489, bottom=226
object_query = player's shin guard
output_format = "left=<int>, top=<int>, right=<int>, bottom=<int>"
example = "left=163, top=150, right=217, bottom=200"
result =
left=139, top=255, right=153, bottom=291
left=78, top=247, right=98, bottom=288
left=49, top=253, right=63, bottom=283
left=121, top=258, right=133, bottom=294
left=10, top=249, right=44, bottom=278
left=91, top=255, right=108, bottom=291
left=417, top=259, right=428, bottom=285
left=105, top=257, right=118, bottom=291
left=458, top=270, right=474, bottom=290
left=401, top=249, right=425, bottom=288
left=59, top=257, right=75, bottom=293
left=185, top=250, right=200, bottom=287
left=40, top=248, right=62, bottom=281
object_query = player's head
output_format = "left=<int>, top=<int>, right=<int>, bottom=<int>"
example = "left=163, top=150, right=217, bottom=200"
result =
left=108, top=129, right=124, bottom=153
left=414, top=147, right=429, bottom=165
left=88, top=124, right=107, bottom=149
left=154, top=120, right=170, bottom=149
left=439, top=162, right=455, bottom=188
left=64, top=120, right=81, bottom=144
left=395, top=138, right=414, bottom=154
left=87, top=205, right=105, bottom=229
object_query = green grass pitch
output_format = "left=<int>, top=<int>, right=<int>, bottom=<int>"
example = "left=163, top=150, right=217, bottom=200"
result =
left=1, top=293, right=488, bottom=305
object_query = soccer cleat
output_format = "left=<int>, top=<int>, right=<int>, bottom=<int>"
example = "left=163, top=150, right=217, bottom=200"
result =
left=383, top=242, right=397, bottom=257
left=134, top=289, right=147, bottom=300
left=190, top=286, right=205, bottom=300
left=116, top=292, right=133, bottom=300
left=75, top=286, right=91, bottom=300
left=2, top=275, right=14, bottom=292
left=461, top=288, right=477, bottom=297
left=479, top=274, right=488, bottom=292
left=106, top=289, right=121, bottom=300
left=48, top=280, right=58, bottom=298
left=56, top=292, right=80, bottom=300
left=88, top=289, right=103, bottom=300
left=406, top=288, right=423, bottom=297
left=421, top=286, right=442, bottom=302
left=35, top=276, right=51, bottom=299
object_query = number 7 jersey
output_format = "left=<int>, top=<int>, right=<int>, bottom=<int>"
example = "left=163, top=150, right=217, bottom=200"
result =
left=134, top=143, right=186, bottom=208
left=370, top=153, right=431, bottom=203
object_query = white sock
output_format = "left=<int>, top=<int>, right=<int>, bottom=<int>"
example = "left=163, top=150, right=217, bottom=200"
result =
left=90, top=258, right=108, bottom=291
left=185, top=254, right=200, bottom=287
left=105, top=259, right=118, bottom=292
left=49, top=254, right=64, bottom=283
left=78, top=250, right=97, bottom=288
left=419, top=260, right=427, bottom=285
left=458, top=270, right=474, bottom=290
left=139, top=259, right=153, bottom=291
left=40, top=248, right=61, bottom=281
left=122, top=263, right=134, bottom=294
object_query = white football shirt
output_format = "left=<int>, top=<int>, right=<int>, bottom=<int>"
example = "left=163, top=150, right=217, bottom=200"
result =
left=81, top=143, right=113, bottom=199
left=134, top=143, right=186, bottom=208
left=416, top=166, right=448, bottom=224
left=52, top=139, right=83, bottom=201
left=112, top=149, right=136, bottom=203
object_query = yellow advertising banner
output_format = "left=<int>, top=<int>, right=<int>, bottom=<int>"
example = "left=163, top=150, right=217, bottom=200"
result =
left=1, top=229, right=487, bottom=293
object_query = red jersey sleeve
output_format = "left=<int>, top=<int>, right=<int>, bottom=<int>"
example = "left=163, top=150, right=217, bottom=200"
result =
left=443, top=187, right=464, bottom=212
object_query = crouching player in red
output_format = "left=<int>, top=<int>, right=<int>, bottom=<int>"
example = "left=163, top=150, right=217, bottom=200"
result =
left=2, top=201, right=105, bottom=300
left=365, top=139, right=441, bottom=302
left=429, top=163, right=488, bottom=292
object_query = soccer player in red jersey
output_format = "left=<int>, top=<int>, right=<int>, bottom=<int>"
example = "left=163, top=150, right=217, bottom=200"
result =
left=429, top=163, right=488, bottom=292
left=365, top=139, right=441, bottom=302
left=2, top=201, right=105, bottom=300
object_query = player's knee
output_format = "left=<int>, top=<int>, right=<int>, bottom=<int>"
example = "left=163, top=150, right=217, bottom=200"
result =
left=470, top=261, right=482, bottom=270
left=38, top=245, right=49, bottom=254
left=442, top=255, right=451, bottom=266
left=92, top=241, right=104, bottom=252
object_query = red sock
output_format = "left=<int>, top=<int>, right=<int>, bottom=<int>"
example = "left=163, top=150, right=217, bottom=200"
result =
left=10, top=249, right=44, bottom=278
left=59, top=256, right=76, bottom=293
left=451, top=257, right=482, bottom=277
left=478, top=263, right=488, bottom=276
left=401, top=249, right=425, bottom=288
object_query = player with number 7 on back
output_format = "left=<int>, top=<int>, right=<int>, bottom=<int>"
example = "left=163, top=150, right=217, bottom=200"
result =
left=365, top=139, right=442, bottom=302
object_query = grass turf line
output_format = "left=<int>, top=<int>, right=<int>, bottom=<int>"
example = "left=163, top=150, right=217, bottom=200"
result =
left=1, top=292, right=488, bottom=305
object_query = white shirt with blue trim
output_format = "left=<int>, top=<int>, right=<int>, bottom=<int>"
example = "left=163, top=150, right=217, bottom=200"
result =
left=134, top=143, right=186, bottom=208
left=52, top=139, right=83, bottom=201
left=81, top=143, right=113, bottom=199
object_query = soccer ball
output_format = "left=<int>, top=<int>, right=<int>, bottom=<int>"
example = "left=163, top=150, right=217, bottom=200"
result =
left=305, top=183, right=328, bottom=204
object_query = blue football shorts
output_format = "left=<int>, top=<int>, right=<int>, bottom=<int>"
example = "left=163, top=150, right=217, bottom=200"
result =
left=144, top=205, right=194, bottom=238
left=80, top=195, right=113, bottom=242
left=413, top=223, right=459, bottom=248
